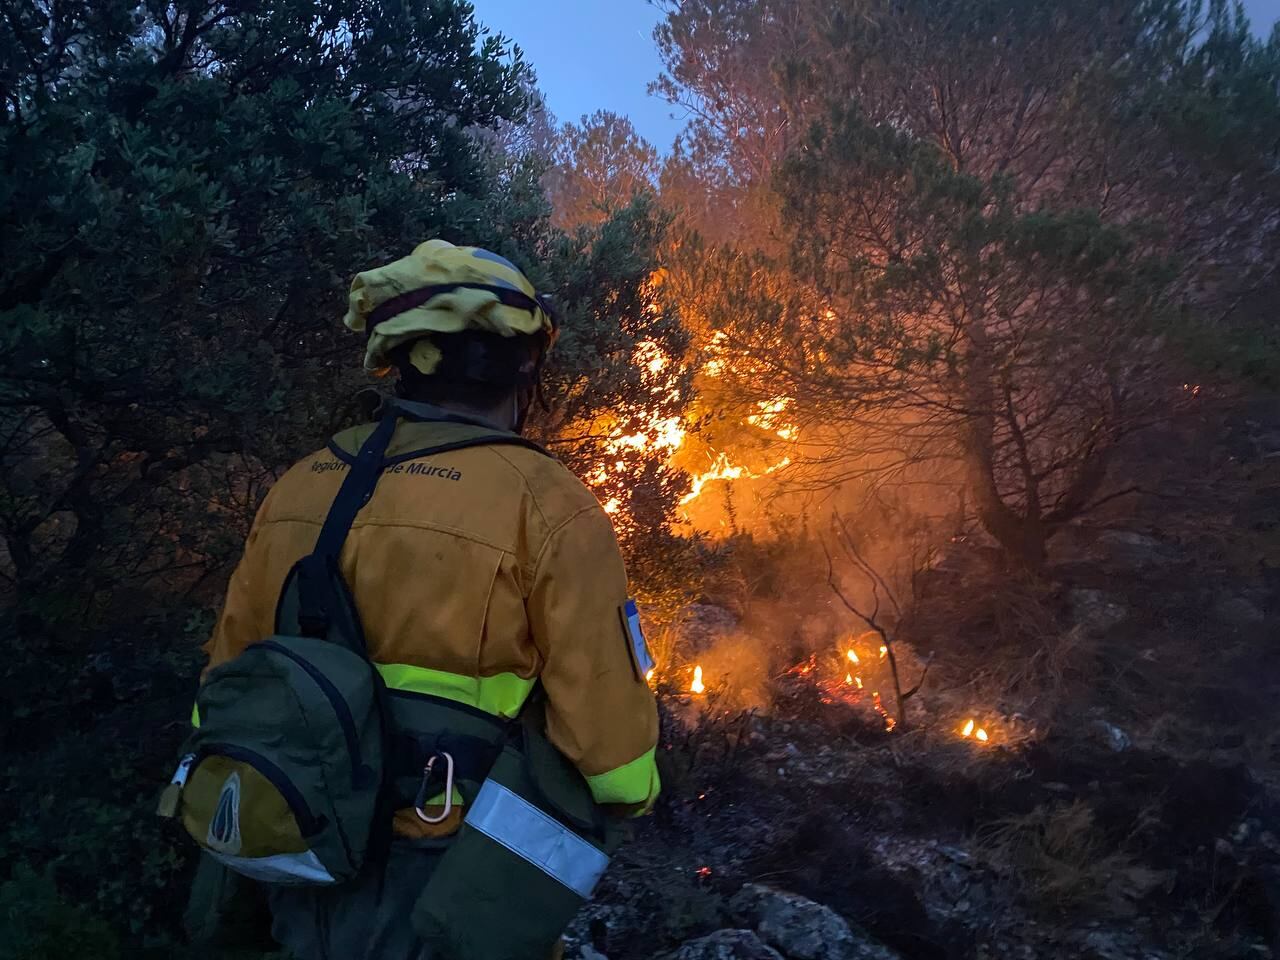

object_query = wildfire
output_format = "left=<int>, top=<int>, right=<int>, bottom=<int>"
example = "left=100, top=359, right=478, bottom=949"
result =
left=960, top=718, right=990, bottom=742
left=690, top=665, right=706, bottom=694
left=645, top=668, right=656, bottom=685
left=847, top=650, right=860, bottom=664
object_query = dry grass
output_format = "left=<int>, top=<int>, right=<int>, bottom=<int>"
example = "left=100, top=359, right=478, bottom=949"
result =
left=648, top=621, right=683, bottom=678
left=976, top=800, right=1137, bottom=910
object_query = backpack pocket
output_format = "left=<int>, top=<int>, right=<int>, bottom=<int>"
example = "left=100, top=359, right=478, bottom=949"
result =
left=167, top=635, right=386, bottom=885
left=411, top=734, right=625, bottom=960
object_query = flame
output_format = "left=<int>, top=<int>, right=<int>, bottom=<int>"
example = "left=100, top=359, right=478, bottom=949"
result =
left=855, top=676, right=863, bottom=689
left=846, top=650, right=860, bottom=664
left=645, top=668, right=655, bottom=685
left=745, top=396, right=799, bottom=442
left=845, top=672, right=854, bottom=684
left=879, top=645, right=888, bottom=659
left=976, top=728, right=990, bottom=742
left=960, top=718, right=990, bottom=743
left=681, top=452, right=748, bottom=505
left=962, top=719, right=975, bottom=737
left=680, top=452, right=792, bottom=507
left=690, top=665, right=705, bottom=694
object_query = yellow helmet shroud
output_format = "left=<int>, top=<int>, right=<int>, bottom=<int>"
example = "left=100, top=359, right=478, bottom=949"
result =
left=343, top=239, right=558, bottom=382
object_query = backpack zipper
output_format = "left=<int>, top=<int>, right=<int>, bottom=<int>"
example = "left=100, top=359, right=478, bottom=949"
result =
left=255, top=640, right=369, bottom=786
left=202, top=742, right=328, bottom=836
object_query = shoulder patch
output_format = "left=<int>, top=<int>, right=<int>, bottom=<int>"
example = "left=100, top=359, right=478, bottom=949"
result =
left=619, top=599, right=655, bottom=682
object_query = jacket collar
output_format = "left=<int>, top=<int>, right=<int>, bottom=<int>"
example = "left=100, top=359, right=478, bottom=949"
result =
left=379, top=396, right=513, bottom=434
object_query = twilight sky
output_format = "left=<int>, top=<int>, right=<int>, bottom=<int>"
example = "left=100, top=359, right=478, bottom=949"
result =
left=470, top=0, right=1280, bottom=153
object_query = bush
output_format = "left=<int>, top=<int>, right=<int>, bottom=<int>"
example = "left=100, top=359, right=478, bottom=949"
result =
left=0, top=866, right=121, bottom=960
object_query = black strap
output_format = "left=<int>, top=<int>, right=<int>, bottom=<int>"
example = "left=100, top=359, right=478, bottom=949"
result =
left=390, top=730, right=504, bottom=784
left=313, top=413, right=399, bottom=563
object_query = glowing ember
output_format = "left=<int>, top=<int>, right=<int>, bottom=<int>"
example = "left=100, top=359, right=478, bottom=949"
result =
left=846, top=650, right=860, bottom=664
left=962, top=719, right=975, bottom=737
left=696, top=866, right=713, bottom=878
left=690, top=665, right=706, bottom=694
left=845, top=672, right=854, bottom=684
left=879, top=645, right=888, bottom=659
left=787, top=654, right=818, bottom=677
left=645, top=668, right=655, bottom=685
left=855, top=676, right=864, bottom=689
left=872, top=691, right=896, bottom=731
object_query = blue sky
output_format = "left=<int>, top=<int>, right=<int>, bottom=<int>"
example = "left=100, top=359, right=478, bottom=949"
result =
left=470, top=0, right=685, bottom=150
left=471, top=0, right=1280, bottom=153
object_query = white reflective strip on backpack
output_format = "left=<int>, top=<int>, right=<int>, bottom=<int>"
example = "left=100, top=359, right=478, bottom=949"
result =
left=465, top=779, right=610, bottom=899
left=207, top=848, right=337, bottom=885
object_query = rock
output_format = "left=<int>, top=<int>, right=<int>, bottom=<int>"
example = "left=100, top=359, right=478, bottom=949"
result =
left=1068, top=588, right=1128, bottom=634
left=1214, top=596, right=1266, bottom=629
left=1090, top=720, right=1132, bottom=752
left=580, top=948, right=609, bottom=960
left=1094, top=530, right=1182, bottom=573
left=730, top=885, right=902, bottom=960
left=659, top=930, right=785, bottom=960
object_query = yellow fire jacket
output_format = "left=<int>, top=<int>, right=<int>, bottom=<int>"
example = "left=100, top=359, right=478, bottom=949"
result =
left=202, top=412, right=661, bottom=821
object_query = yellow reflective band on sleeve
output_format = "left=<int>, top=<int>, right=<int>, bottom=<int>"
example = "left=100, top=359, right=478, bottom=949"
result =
left=585, top=746, right=661, bottom=810
left=191, top=703, right=201, bottom=728
left=376, top=663, right=536, bottom=719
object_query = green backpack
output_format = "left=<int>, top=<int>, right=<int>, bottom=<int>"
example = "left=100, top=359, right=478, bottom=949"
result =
left=158, top=413, right=401, bottom=884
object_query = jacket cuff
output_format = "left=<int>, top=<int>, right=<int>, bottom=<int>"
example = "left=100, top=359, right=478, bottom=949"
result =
left=585, top=746, right=661, bottom=814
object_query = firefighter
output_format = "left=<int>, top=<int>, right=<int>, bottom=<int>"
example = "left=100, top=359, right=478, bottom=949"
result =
left=188, top=239, right=660, bottom=959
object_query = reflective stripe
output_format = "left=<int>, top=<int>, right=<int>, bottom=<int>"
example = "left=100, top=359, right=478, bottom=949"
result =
left=465, top=779, right=609, bottom=899
left=377, top=663, right=535, bottom=718
left=191, top=703, right=201, bottom=728
left=207, top=848, right=336, bottom=885
left=585, top=746, right=661, bottom=809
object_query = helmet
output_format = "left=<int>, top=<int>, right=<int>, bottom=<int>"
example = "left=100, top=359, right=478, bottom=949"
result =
left=343, top=239, right=559, bottom=386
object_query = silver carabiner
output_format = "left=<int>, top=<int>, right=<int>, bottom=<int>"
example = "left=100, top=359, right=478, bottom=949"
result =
left=414, top=751, right=456, bottom=824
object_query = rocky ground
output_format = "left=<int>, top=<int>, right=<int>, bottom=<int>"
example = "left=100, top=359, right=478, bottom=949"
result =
left=564, top=703, right=1279, bottom=960
left=563, top=489, right=1280, bottom=960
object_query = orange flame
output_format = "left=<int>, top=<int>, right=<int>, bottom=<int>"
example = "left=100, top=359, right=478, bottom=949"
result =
left=690, top=665, right=705, bottom=694
left=846, top=650, right=860, bottom=664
